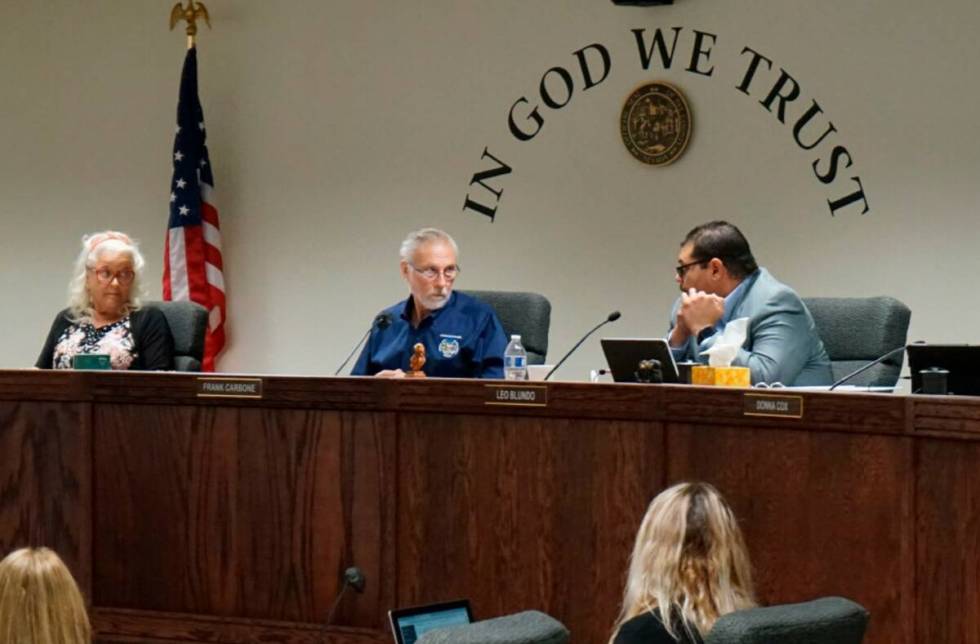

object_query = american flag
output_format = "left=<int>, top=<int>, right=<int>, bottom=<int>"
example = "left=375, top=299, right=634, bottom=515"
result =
left=163, top=47, right=226, bottom=371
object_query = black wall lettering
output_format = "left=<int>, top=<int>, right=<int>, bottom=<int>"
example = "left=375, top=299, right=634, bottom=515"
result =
left=575, top=43, right=612, bottom=90
left=827, top=177, right=870, bottom=215
left=760, top=69, right=801, bottom=124
left=735, top=46, right=773, bottom=95
left=687, top=30, right=717, bottom=77
left=467, top=30, right=873, bottom=221
left=508, top=97, right=544, bottom=142
left=540, top=66, right=575, bottom=109
left=462, top=196, right=499, bottom=220
left=633, top=27, right=683, bottom=70
left=812, top=145, right=854, bottom=184
left=793, top=100, right=837, bottom=150
left=462, top=148, right=513, bottom=221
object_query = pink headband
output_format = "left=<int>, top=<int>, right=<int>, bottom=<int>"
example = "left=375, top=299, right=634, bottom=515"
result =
left=86, top=232, right=133, bottom=251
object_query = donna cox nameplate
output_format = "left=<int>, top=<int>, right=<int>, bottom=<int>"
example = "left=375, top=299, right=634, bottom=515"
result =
left=196, top=377, right=264, bottom=399
left=484, top=384, right=548, bottom=407
left=743, top=393, right=803, bottom=419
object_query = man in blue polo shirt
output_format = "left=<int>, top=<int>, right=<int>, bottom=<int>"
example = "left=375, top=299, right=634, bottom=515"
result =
left=352, top=228, right=507, bottom=378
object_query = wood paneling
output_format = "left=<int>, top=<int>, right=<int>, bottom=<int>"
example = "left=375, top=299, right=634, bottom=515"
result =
left=397, top=413, right=663, bottom=644
left=0, top=399, right=91, bottom=594
left=93, top=405, right=395, bottom=629
left=667, top=422, right=914, bottom=644
left=0, top=372, right=978, bottom=644
left=916, top=439, right=980, bottom=643
left=91, top=607, right=386, bottom=644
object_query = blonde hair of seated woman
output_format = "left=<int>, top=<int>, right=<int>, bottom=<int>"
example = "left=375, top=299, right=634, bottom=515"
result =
left=0, top=547, right=91, bottom=644
left=611, top=481, right=756, bottom=642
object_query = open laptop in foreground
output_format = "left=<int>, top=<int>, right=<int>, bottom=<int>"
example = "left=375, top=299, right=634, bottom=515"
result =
left=388, top=599, right=473, bottom=644
left=601, top=338, right=681, bottom=383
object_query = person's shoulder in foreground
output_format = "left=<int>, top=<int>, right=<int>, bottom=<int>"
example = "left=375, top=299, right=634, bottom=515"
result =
left=350, top=227, right=507, bottom=379
left=614, top=610, right=704, bottom=644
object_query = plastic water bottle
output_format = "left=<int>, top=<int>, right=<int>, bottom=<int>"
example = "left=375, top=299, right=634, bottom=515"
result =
left=503, top=334, right=528, bottom=381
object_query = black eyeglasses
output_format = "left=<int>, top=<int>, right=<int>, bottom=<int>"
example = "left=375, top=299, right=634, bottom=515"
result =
left=674, top=258, right=709, bottom=278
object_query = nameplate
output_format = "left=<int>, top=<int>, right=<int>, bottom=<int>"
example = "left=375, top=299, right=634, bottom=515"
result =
left=484, top=384, right=548, bottom=407
left=196, top=377, right=264, bottom=399
left=72, top=354, right=111, bottom=370
left=743, top=393, right=803, bottom=419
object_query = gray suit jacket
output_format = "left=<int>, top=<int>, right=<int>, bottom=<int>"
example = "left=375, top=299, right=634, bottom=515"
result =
left=669, top=268, right=833, bottom=386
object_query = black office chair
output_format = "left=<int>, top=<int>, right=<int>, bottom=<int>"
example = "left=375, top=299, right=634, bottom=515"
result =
left=148, top=300, right=208, bottom=372
left=416, top=610, right=569, bottom=644
left=802, top=296, right=911, bottom=387
left=705, top=596, right=869, bottom=644
left=460, top=290, right=552, bottom=365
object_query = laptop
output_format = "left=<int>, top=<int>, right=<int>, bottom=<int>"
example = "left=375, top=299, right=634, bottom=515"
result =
left=601, top=338, right=680, bottom=383
left=388, top=599, right=473, bottom=644
left=906, top=344, right=980, bottom=396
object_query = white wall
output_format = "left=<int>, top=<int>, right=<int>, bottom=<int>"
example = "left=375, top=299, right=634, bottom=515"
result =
left=2, top=0, right=978, bottom=380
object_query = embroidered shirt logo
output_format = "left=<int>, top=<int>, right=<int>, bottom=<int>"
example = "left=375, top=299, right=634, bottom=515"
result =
left=438, top=337, right=461, bottom=359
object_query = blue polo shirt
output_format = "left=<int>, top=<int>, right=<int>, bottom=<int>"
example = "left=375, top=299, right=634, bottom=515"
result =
left=351, top=291, right=507, bottom=378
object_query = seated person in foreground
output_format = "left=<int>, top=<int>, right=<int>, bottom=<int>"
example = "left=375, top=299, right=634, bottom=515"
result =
left=610, top=482, right=756, bottom=644
left=36, top=231, right=174, bottom=370
left=352, top=227, right=507, bottom=378
left=667, top=221, right=832, bottom=386
left=0, top=547, right=91, bottom=643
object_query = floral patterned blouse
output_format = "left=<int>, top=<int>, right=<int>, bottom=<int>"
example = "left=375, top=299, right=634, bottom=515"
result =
left=52, top=316, right=138, bottom=370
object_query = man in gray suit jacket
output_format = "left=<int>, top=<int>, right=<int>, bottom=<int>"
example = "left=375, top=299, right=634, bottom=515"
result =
left=667, top=221, right=832, bottom=386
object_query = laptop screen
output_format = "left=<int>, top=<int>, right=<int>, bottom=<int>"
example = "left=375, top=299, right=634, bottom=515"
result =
left=906, top=344, right=980, bottom=396
left=389, top=600, right=473, bottom=644
left=601, top=338, right=680, bottom=383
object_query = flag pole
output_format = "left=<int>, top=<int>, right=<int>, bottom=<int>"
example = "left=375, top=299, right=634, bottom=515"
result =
left=169, top=0, right=212, bottom=49
left=164, top=0, right=227, bottom=371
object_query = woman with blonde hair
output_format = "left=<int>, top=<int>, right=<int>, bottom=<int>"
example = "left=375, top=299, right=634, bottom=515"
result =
left=610, top=482, right=756, bottom=644
left=0, top=547, right=91, bottom=643
left=36, top=230, right=173, bottom=370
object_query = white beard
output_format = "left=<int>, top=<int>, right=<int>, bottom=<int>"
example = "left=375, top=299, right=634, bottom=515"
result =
left=418, top=291, right=450, bottom=312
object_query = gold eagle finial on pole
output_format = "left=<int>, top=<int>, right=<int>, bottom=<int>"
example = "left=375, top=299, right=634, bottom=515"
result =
left=169, top=0, right=211, bottom=49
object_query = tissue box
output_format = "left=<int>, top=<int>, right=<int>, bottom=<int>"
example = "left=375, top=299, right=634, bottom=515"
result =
left=691, top=365, right=751, bottom=387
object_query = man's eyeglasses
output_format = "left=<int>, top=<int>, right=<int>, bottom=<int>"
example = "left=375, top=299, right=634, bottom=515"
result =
left=674, top=258, right=708, bottom=278
left=88, top=267, right=135, bottom=285
left=410, top=264, right=460, bottom=281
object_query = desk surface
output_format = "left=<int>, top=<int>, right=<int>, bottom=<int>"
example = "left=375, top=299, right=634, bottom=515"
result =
left=1, top=371, right=977, bottom=644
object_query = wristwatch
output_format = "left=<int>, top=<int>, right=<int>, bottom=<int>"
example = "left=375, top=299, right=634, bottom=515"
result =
left=696, top=326, right=716, bottom=344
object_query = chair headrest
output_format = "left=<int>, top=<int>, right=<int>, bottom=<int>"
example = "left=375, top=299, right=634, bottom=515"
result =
left=415, top=610, right=569, bottom=644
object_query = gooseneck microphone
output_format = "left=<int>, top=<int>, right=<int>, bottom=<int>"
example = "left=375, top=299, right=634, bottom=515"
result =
left=544, top=311, right=622, bottom=381
left=322, top=566, right=367, bottom=636
left=828, top=343, right=915, bottom=391
left=334, top=313, right=393, bottom=375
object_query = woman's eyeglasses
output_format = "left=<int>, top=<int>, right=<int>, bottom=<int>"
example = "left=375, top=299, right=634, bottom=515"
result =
left=88, top=267, right=135, bottom=285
